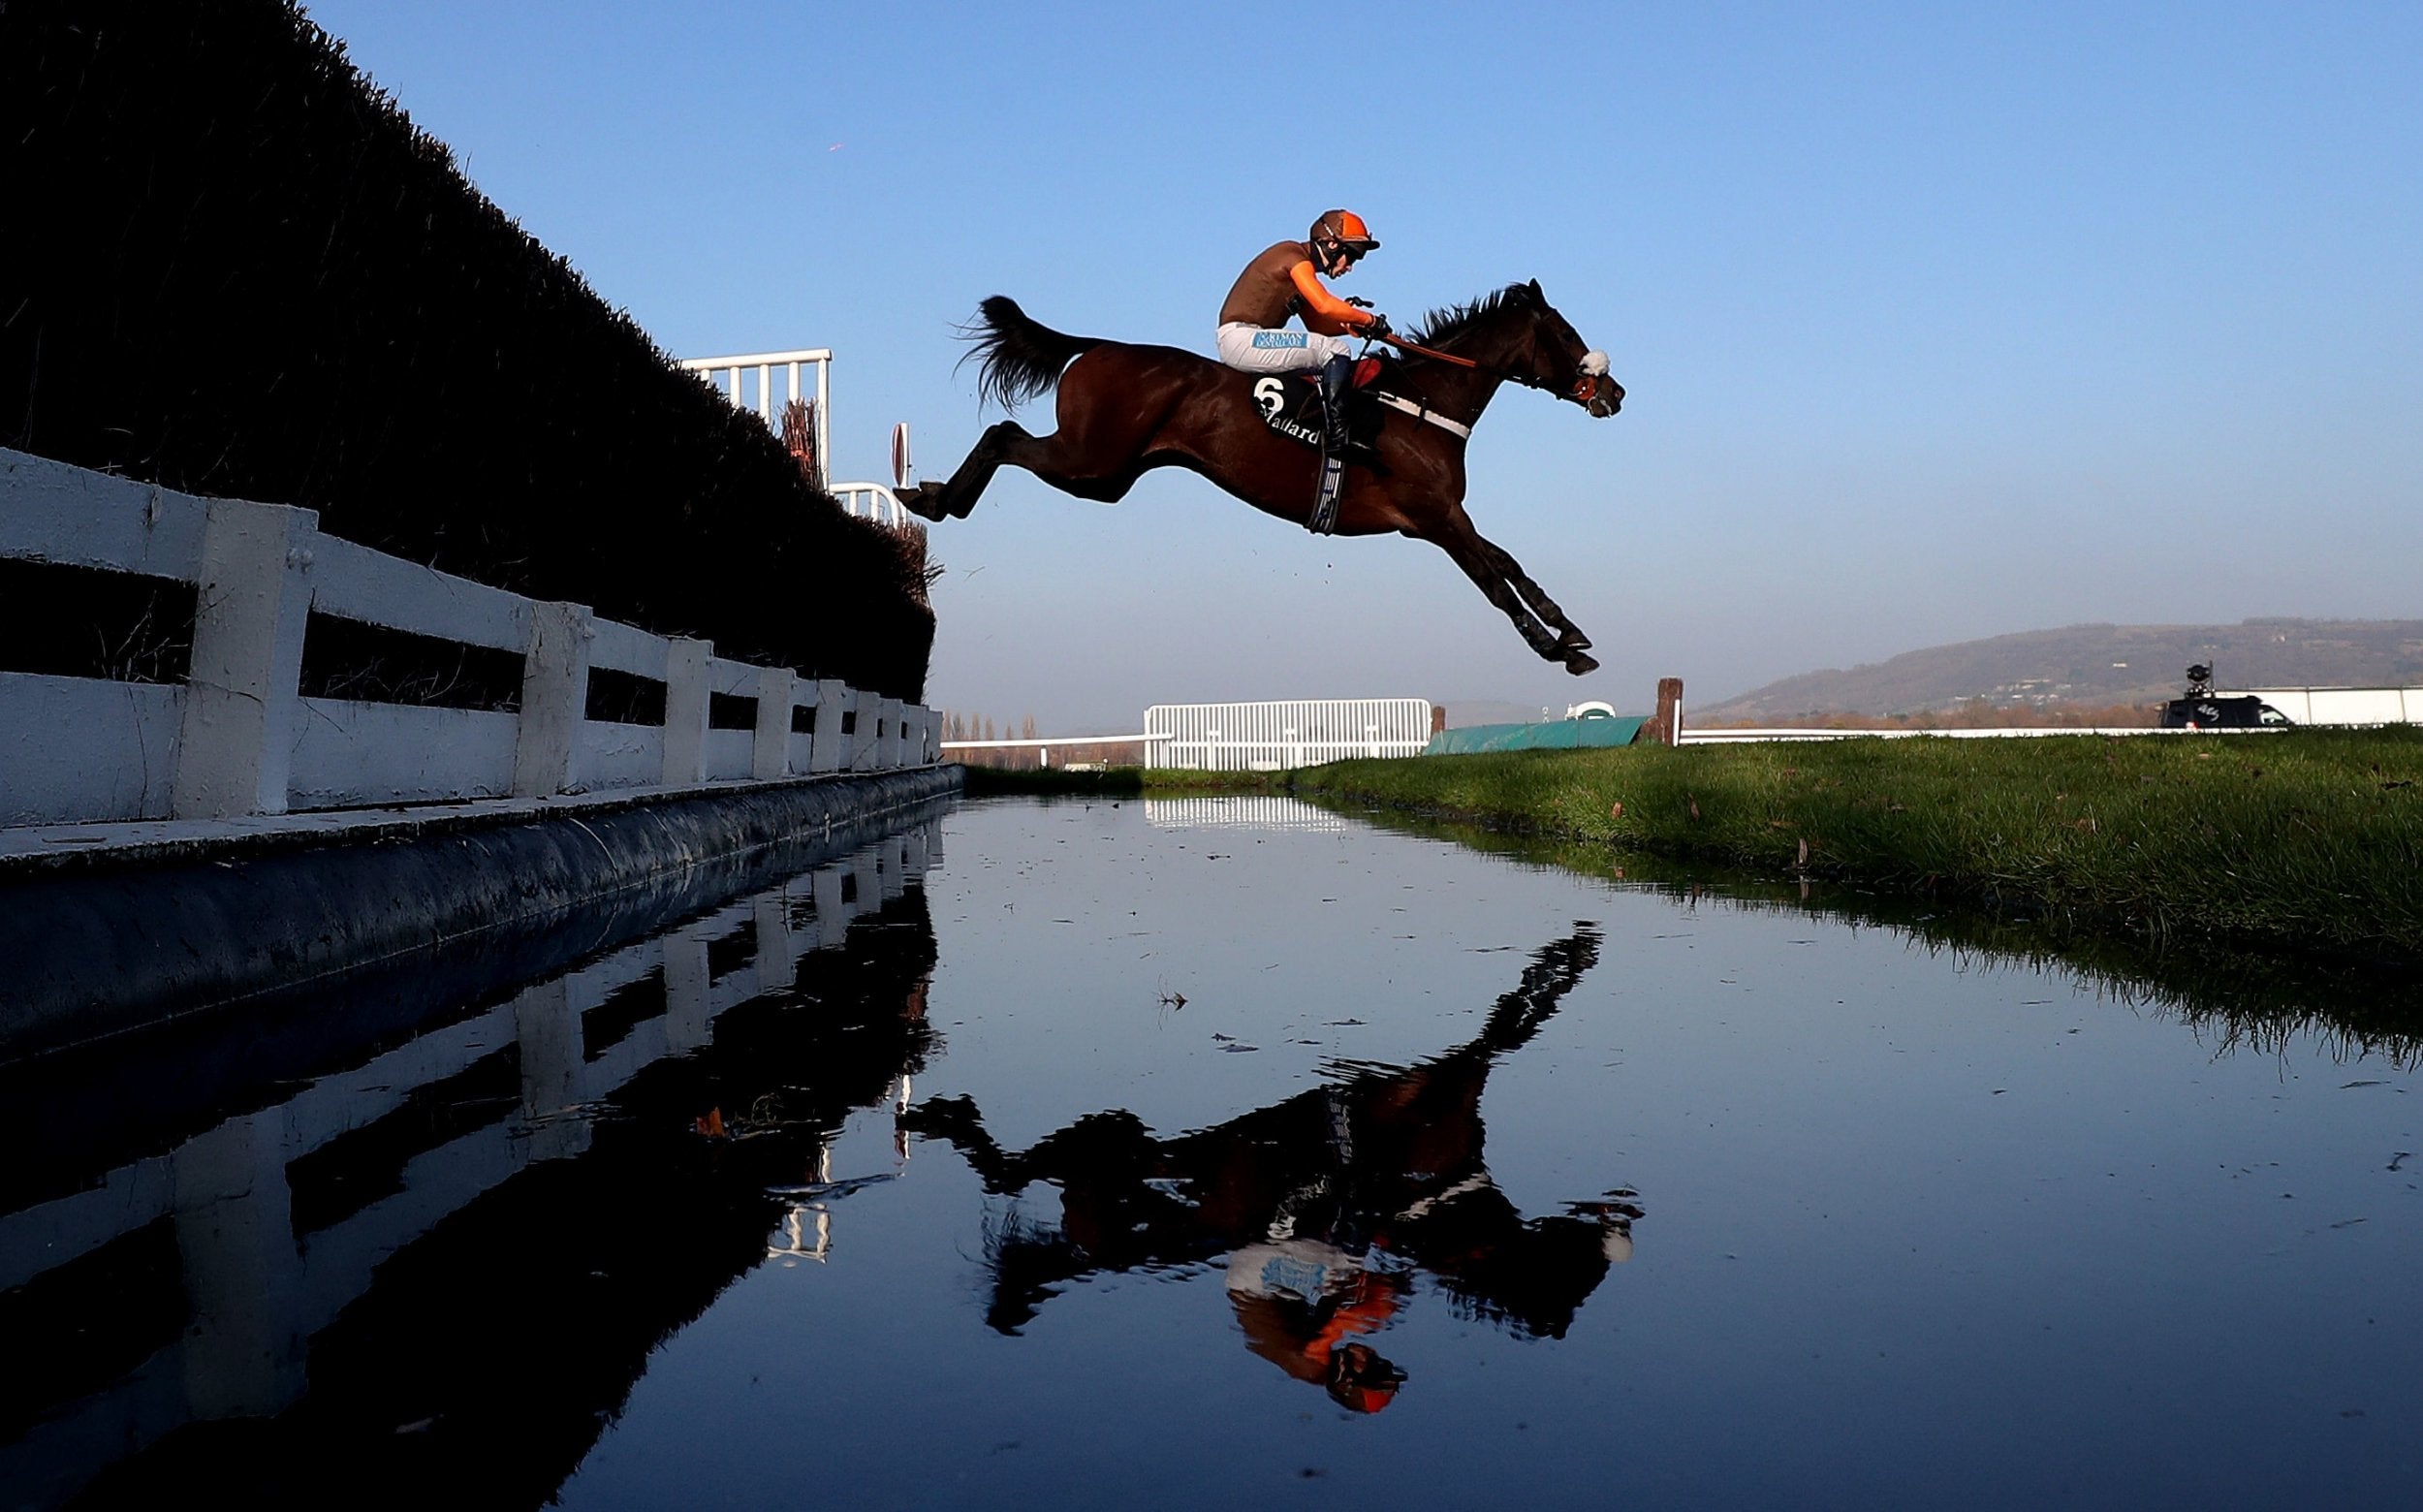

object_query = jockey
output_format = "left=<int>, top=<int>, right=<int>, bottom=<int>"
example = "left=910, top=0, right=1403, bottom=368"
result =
left=1216, top=210, right=1391, bottom=526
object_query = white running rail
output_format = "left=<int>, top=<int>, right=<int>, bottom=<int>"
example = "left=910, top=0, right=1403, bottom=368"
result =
left=0, top=448, right=939, bottom=828
left=1145, top=699, right=1434, bottom=772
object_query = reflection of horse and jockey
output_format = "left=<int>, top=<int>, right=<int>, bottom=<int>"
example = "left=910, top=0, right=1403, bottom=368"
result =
left=898, top=926, right=1642, bottom=1413
left=902, top=211, right=1623, bottom=675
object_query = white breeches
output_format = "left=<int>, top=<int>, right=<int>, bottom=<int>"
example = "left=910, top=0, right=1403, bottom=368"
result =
left=1214, top=322, right=1356, bottom=373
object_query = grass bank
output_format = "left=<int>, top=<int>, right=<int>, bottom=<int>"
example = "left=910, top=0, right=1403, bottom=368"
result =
left=968, top=728, right=2423, bottom=959
left=1280, top=730, right=2423, bottom=960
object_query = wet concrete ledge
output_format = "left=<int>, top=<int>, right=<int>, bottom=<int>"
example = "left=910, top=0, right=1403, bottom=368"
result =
left=0, top=764, right=963, bottom=1060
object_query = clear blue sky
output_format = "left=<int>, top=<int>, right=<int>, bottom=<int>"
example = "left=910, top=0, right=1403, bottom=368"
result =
left=304, top=1, right=2421, bottom=730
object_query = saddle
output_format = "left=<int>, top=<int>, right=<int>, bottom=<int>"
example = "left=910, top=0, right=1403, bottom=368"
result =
left=1245, top=360, right=1386, bottom=454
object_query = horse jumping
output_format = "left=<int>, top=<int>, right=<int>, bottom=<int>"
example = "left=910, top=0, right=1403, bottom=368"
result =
left=902, top=280, right=1622, bottom=675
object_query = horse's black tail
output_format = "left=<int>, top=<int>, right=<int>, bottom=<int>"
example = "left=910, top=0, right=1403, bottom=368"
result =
left=957, top=297, right=1107, bottom=413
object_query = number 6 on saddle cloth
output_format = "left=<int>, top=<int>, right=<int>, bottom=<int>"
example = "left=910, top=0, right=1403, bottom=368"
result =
left=1249, top=362, right=1388, bottom=456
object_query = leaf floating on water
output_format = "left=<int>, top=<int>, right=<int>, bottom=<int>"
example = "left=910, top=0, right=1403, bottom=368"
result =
left=2343, top=1080, right=2388, bottom=1088
left=2388, top=1151, right=2412, bottom=1171
left=1222, top=1043, right=1262, bottom=1054
left=2328, top=1217, right=2369, bottom=1230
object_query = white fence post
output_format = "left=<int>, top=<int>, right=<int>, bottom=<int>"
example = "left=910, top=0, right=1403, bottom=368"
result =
left=753, top=666, right=797, bottom=780
left=877, top=697, right=903, bottom=769
left=661, top=637, right=712, bottom=785
left=848, top=693, right=879, bottom=772
left=172, top=497, right=318, bottom=820
left=514, top=601, right=592, bottom=798
left=807, top=678, right=847, bottom=772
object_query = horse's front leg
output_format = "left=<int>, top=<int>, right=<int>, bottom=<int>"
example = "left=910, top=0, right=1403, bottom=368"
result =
left=1428, top=513, right=1600, bottom=677
left=901, top=420, right=1034, bottom=521
left=1477, top=537, right=1591, bottom=654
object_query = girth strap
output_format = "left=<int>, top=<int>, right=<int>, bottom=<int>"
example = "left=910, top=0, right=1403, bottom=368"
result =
left=1371, top=392, right=1472, bottom=439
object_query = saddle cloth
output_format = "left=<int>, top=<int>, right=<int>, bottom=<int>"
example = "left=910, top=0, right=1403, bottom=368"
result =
left=1244, top=360, right=1386, bottom=453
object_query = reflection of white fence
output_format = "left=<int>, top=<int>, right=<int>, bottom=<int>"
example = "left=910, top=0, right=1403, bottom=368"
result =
left=0, top=825, right=932, bottom=1498
left=1145, top=699, right=1434, bottom=772
left=0, top=449, right=937, bottom=828
left=1143, top=796, right=1347, bottom=832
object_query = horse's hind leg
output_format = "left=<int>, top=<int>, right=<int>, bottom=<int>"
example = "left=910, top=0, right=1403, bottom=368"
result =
left=902, top=420, right=1146, bottom=520
left=902, top=420, right=1033, bottom=520
left=1429, top=514, right=1600, bottom=677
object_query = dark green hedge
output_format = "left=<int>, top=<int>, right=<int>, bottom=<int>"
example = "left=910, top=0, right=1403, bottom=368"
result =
left=0, top=0, right=930, bottom=699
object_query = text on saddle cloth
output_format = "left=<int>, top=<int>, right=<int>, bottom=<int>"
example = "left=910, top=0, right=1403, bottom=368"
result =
left=1244, top=362, right=1387, bottom=454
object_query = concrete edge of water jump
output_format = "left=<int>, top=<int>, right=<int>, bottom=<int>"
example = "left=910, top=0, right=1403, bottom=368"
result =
left=0, top=764, right=965, bottom=1061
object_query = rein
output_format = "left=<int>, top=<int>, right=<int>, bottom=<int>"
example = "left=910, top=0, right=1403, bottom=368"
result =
left=1373, top=332, right=1481, bottom=370
left=1370, top=331, right=1593, bottom=399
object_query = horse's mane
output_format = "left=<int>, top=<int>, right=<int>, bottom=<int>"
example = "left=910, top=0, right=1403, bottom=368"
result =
left=1410, top=283, right=1531, bottom=349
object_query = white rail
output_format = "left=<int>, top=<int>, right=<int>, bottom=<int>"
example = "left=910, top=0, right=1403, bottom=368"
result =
left=679, top=347, right=831, bottom=474
left=1144, top=699, right=1435, bottom=772
left=830, top=480, right=921, bottom=531
left=0, top=449, right=940, bottom=829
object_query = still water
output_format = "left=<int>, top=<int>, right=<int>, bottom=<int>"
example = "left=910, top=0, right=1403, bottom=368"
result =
left=4, top=795, right=2418, bottom=1508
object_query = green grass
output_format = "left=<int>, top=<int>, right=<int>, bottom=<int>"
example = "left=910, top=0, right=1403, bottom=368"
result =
left=1268, top=729, right=2423, bottom=960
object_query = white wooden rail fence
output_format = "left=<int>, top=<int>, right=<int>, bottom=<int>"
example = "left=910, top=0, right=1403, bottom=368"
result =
left=0, top=448, right=938, bottom=829
left=1145, top=699, right=1435, bottom=772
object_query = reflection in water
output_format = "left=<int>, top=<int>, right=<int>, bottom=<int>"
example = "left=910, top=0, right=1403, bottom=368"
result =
left=901, top=925, right=1641, bottom=1412
left=0, top=818, right=945, bottom=1509
left=1323, top=799, right=2423, bottom=1064
left=13, top=793, right=2421, bottom=1508
left=1143, top=794, right=1349, bottom=833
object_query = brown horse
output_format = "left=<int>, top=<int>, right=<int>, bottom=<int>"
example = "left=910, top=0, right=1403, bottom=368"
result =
left=901, top=280, right=1623, bottom=675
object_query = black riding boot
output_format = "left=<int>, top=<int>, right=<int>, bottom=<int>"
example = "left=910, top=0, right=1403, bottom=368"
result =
left=1310, top=354, right=1352, bottom=533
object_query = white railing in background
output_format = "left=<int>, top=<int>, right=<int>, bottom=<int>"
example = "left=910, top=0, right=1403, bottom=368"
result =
left=830, top=481, right=920, bottom=531
left=679, top=349, right=924, bottom=536
left=1145, top=699, right=1434, bottom=772
left=680, top=348, right=831, bottom=474
left=938, top=733, right=1171, bottom=768
left=0, top=449, right=939, bottom=829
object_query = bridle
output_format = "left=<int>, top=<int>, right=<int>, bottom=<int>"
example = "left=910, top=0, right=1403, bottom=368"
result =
left=1371, top=331, right=1612, bottom=407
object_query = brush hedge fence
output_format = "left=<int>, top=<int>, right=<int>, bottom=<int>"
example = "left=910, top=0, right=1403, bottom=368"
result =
left=0, top=0, right=931, bottom=701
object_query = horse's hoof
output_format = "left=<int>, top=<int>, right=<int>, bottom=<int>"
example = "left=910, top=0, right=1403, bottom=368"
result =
left=1558, top=630, right=1593, bottom=652
left=1563, top=651, right=1600, bottom=677
left=899, top=485, right=950, bottom=522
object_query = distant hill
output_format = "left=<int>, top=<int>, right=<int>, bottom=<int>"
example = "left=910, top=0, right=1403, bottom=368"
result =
left=1696, top=619, right=2423, bottom=723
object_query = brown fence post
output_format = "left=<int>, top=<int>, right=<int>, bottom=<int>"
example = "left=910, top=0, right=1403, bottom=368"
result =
left=1640, top=677, right=1684, bottom=746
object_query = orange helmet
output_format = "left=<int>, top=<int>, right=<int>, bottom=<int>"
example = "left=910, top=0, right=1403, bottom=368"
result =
left=1310, top=208, right=1379, bottom=261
